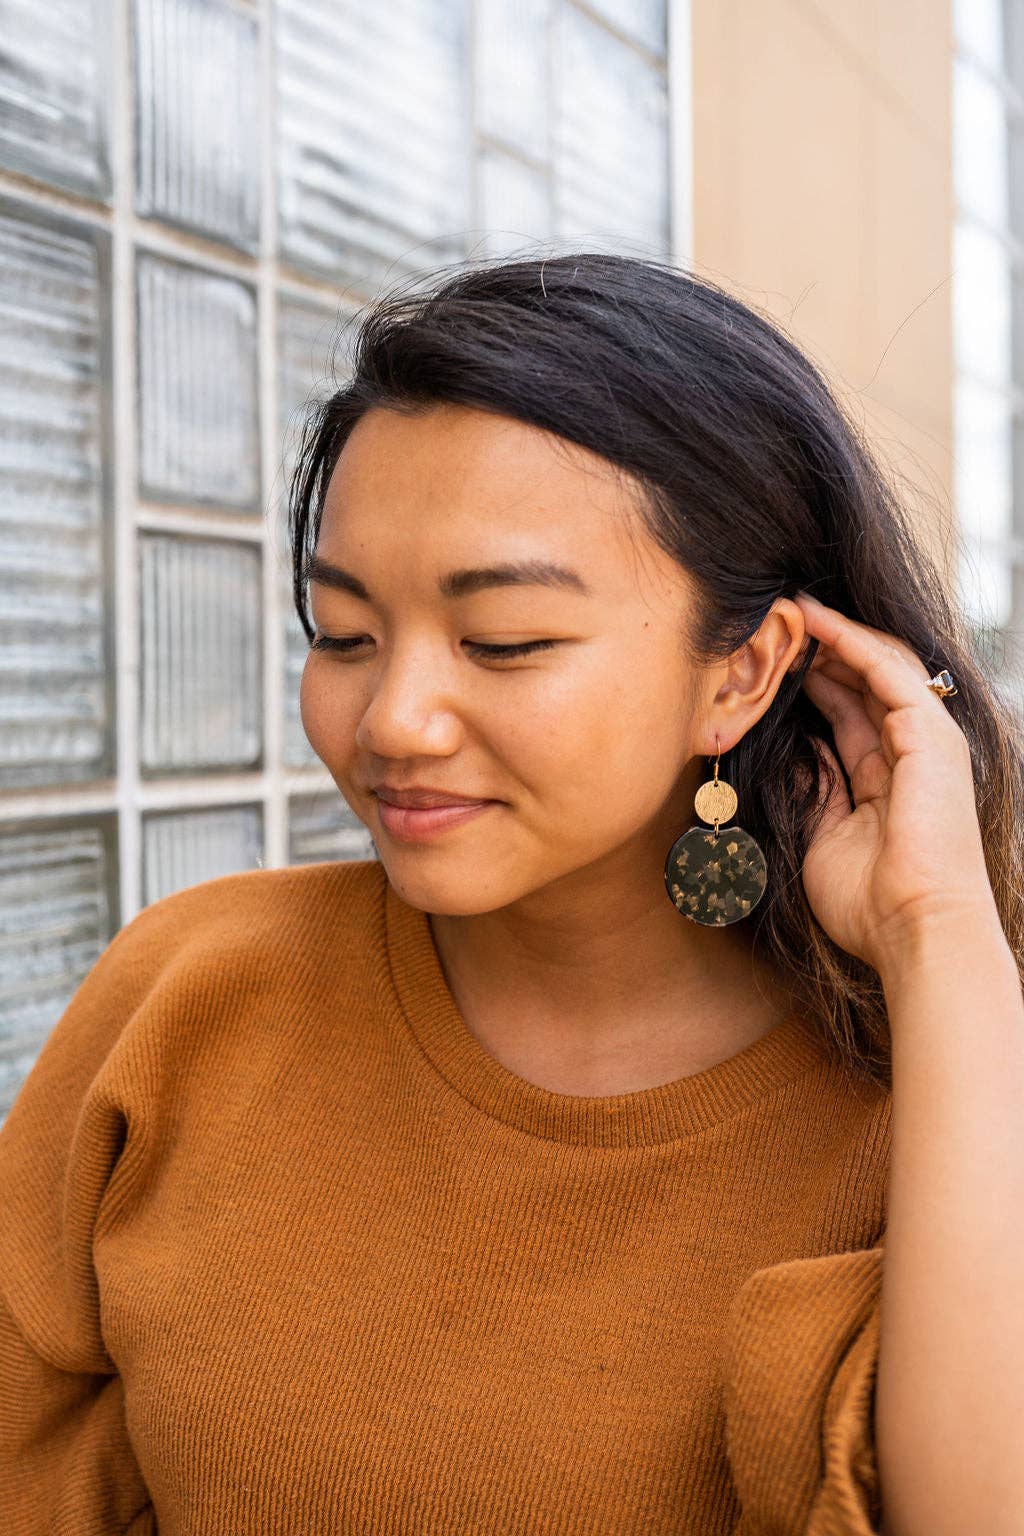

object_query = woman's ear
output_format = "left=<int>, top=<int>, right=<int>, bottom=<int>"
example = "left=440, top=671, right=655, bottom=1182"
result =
left=706, top=600, right=808, bottom=736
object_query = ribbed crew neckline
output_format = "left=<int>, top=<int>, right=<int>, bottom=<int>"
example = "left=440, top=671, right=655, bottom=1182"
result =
left=381, top=867, right=825, bottom=1147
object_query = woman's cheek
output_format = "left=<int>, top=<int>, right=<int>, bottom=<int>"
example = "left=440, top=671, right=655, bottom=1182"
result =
left=299, top=658, right=336, bottom=764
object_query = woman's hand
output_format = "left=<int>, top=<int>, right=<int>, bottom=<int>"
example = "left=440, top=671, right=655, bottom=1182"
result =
left=792, top=592, right=998, bottom=975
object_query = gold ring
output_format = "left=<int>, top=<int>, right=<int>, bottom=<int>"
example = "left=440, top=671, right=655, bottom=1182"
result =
left=925, top=669, right=957, bottom=700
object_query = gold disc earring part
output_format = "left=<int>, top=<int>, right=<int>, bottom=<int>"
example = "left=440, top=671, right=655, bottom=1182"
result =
left=693, top=738, right=738, bottom=828
left=694, top=778, right=738, bottom=827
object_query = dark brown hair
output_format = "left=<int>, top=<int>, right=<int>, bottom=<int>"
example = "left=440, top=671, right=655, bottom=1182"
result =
left=288, top=252, right=1024, bottom=1092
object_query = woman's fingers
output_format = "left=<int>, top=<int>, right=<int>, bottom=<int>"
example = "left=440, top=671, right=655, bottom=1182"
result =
left=806, top=654, right=889, bottom=731
left=806, top=653, right=864, bottom=690
left=795, top=594, right=937, bottom=713
left=801, top=667, right=883, bottom=780
left=810, top=735, right=855, bottom=832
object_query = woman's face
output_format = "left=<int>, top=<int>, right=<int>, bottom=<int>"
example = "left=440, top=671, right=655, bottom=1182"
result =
left=300, top=402, right=728, bottom=916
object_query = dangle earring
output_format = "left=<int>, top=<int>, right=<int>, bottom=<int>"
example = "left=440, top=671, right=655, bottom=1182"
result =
left=663, top=735, right=768, bottom=926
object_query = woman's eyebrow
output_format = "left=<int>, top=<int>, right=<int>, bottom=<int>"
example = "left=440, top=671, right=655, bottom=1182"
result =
left=305, top=553, right=592, bottom=600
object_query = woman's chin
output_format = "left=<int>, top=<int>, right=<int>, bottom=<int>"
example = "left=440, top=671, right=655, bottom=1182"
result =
left=377, top=854, right=528, bottom=918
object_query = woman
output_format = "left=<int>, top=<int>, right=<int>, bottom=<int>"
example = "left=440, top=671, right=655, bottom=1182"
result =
left=1, top=253, right=1021, bottom=1535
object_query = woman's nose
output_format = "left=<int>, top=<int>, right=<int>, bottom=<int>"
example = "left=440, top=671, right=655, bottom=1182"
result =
left=353, top=648, right=463, bottom=758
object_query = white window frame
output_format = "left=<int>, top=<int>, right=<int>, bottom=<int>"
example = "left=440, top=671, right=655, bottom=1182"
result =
left=0, top=0, right=694, bottom=935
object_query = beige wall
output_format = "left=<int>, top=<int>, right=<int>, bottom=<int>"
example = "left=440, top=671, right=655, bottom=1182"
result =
left=690, top=0, right=955, bottom=575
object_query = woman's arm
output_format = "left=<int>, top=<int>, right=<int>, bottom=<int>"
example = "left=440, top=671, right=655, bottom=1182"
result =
left=0, top=903, right=169, bottom=1531
left=790, top=590, right=1024, bottom=1536
left=873, top=900, right=1024, bottom=1536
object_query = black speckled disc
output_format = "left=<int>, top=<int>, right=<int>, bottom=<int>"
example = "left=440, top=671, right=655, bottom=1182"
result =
left=663, top=824, right=768, bottom=926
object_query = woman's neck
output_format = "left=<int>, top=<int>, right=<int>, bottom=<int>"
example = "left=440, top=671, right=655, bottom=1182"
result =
left=427, top=880, right=795, bottom=1097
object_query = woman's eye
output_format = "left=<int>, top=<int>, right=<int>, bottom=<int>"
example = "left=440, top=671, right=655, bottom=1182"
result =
left=464, top=639, right=559, bottom=660
left=309, top=634, right=559, bottom=661
left=310, top=634, right=368, bottom=654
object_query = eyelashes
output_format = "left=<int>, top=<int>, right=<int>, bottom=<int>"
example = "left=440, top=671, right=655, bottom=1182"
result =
left=310, top=635, right=560, bottom=662
left=465, top=639, right=559, bottom=660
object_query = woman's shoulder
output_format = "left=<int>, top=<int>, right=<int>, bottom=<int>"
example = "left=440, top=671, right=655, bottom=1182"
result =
left=15, top=860, right=387, bottom=1095
left=773, top=1030, right=891, bottom=1241
left=1, top=858, right=390, bottom=1148
left=114, top=856, right=388, bottom=973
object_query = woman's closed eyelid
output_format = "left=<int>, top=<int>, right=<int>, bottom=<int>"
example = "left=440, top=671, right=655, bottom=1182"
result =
left=309, top=633, right=563, bottom=660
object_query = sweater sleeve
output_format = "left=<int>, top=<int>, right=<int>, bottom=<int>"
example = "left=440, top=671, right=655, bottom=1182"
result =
left=722, top=1242, right=885, bottom=1535
left=0, top=908, right=166, bottom=1536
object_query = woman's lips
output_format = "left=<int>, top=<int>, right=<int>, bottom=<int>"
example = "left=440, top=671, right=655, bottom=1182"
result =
left=374, top=796, right=497, bottom=841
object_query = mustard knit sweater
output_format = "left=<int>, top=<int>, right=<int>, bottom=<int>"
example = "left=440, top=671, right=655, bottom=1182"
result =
left=0, top=858, right=890, bottom=1535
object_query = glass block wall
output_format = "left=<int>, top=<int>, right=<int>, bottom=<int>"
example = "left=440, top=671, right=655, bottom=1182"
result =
left=0, top=0, right=687, bottom=1117
left=951, top=0, right=1024, bottom=688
